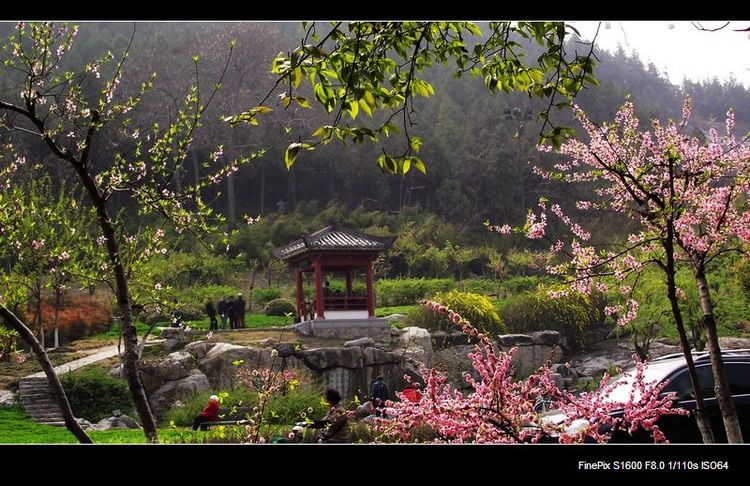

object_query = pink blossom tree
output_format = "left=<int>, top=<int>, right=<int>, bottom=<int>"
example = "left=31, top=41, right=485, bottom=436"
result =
left=493, top=98, right=749, bottom=442
left=374, top=301, right=684, bottom=443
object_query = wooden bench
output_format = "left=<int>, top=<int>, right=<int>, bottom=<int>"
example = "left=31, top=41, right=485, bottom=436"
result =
left=201, top=419, right=251, bottom=430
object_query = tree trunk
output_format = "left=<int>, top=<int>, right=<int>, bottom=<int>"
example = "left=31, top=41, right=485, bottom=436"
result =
left=0, top=305, right=92, bottom=443
left=34, top=280, right=44, bottom=349
left=664, top=234, right=715, bottom=442
left=694, top=266, right=744, bottom=443
left=98, top=209, right=159, bottom=443
left=53, top=288, right=61, bottom=349
left=76, top=165, right=159, bottom=443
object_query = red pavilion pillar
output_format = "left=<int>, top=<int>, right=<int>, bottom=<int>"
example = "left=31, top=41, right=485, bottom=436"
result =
left=295, top=269, right=303, bottom=319
left=313, top=258, right=325, bottom=319
left=366, top=260, right=375, bottom=317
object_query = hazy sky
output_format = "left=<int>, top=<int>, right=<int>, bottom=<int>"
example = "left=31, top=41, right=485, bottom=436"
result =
left=571, top=21, right=750, bottom=87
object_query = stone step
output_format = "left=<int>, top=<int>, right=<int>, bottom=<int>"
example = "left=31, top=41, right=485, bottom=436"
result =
left=19, top=385, right=51, bottom=392
left=24, top=404, right=61, bottom=411
left=28, top=413, right=64, bottom=420
left=20, top=392, right=54, bottom=400
left=39, top=421, right=66, bottom=427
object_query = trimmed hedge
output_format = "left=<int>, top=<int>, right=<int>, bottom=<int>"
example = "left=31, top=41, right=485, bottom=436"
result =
left=264, top=298, right=296, bottom=316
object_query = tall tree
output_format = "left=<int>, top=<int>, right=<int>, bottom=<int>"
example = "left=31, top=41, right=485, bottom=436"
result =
left=502, top=98, right=749, bottom=442
left=0, top=22, right=254, bottom=442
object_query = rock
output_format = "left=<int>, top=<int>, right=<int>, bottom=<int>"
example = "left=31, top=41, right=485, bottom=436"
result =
left=161, top=327, right=187, bottom=352
left=274, top=342, right=300, bottom=358
left=383, top=313, right=406, bottom=321
left=198, top=342, right=276, bottom=388
left=531, top=331, right=560, bottom=346
left=76, top=418, right=95, bottom=430
left=299, top=347, right=364, bottom=371
left=355, top=401, right=374, bottom=418
left=258, top=338, right=279, bottom=348
left=0, top=390, right=17, bottom=407
left=718, top=337, right=750, bottom=350
left=497, top=334, right=535, bottom=347
left=184, top=340, right=217, bottom=360
left=550, top=372, right=565, bottom=390
left=345, top=337, right=375, bottom=348
left=155, top=351, right=195, bottom=381
left=95, top=414, right=141, bottom=430
left=550, top=363, right=572, bottom=378
left=397, top=327, right=433, bottom=364
left=108, top=363, right=123, bottom=378
left=574, top=356, right=612, bottom=377
left=507, top=344, right=563, bottom=378
left=362, top=347, right=402, bottom=366
left=149, top=370, right=211, bottom=417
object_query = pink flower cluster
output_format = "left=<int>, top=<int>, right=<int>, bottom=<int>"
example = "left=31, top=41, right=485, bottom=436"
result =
left=373, top=301, right=683, bottom=443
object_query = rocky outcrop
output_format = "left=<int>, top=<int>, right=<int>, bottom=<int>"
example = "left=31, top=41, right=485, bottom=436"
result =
left=197, top=342, right=278, bottom=388
left=497, top=331, right=563, bottom=378
left=396, top=327, right=434, bottom=364
left=149, top=370, right=211, bottom=417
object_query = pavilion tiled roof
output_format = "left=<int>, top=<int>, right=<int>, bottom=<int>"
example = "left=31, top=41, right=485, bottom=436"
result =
left=273, top=222, right=396, bottom=260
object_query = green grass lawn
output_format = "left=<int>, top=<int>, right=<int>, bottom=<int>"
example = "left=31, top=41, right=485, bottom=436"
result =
left=376, top=305, right=416, bottom=317
left=0, top=407, right=272, bottom=443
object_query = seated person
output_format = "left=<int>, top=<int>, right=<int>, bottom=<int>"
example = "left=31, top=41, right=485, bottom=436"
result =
left=192, top=395, right=220, bottom=431
left=306, top=389, right=352, bottom=443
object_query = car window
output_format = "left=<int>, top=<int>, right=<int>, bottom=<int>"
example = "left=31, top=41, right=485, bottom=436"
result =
left=663, top=365, right=714, bottom=398
left=724, top=363, right=750, bottom=395
left=663, top=362, right=750, bottom=398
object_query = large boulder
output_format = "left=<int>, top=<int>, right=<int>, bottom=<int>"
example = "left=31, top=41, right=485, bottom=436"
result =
left=397, top=327, right=434, bottom=364
left=719, top=337, right=750, bottom=350
left=160, top=327, right=187, bottom=352
left=184, top=340, right=217, bottom=360
left=299, top=347, right=364, bottom=371
left=94, top=414, right=141, bottom=430
left=149, top=370, right=211, bottom=417
left=197, top=342, right=276, bottom=388
left=155, top=351, right=196, bottom=382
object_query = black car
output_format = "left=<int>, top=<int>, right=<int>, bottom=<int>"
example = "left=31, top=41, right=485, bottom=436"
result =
left=546, top=349, right=750, bottom=443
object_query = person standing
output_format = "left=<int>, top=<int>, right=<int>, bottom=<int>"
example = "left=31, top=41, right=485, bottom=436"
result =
left=235, top=293, right=246, bottom=329
left=217, top=297, right=228, bottom=330
left=205, top=300, right=218, bottom=331
left=226, top=296, right=236, bottom=330
left=370, top=375, right=390, bottom=417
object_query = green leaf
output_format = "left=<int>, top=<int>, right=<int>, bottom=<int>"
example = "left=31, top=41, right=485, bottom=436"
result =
left=296, top=97, right=311, bottom=108
left=412, top=157, right=427, bottom=174
left=285, top=144, right=300, bottom=170
left=410, top=136, right=423, bottom=153
left=358, top=98, right=373, bottom=117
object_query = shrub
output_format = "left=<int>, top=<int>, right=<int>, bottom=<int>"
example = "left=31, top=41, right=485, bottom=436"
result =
left=264, top=298, right=296, bottom=316
left=252, top=287, right=282, bottom=308
left=502, top=289, right=604, bottom=352
left=60, top=367, right=133, bottom=422
left=461, top=278, right=498, bottom=296
left=26, top=295, right=113, bottom=344
left=405, top=291, right=504, bottom=336
left=376, top=278, right=456, bottom=306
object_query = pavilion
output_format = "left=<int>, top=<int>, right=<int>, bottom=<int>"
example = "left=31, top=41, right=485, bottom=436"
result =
left=273, top=223, right=396, bottom=337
